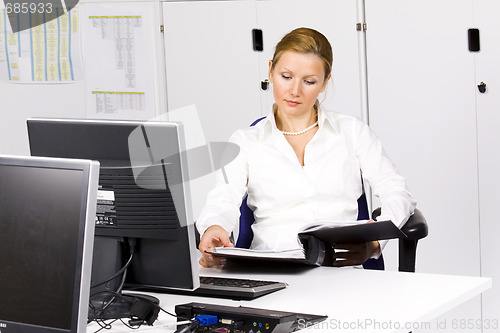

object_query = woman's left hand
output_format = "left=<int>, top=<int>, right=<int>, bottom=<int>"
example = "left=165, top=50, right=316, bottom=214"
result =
left=332, top=241, right=381, bottom=267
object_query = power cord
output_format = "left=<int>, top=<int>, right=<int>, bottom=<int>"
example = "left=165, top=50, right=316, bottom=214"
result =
left=90, top=238, right=136, bottom=290
left=88, top=238, right=143, bottom=324
left=174, top=318, right=199, bottom=333
left=88, top=238, right=188, bottom=331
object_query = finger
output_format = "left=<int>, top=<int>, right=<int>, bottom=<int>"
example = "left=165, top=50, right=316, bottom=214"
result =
left=198, top=236, right=213, bottom=254
left=333, top=242, right=363, bottom=251
left=199, top=255, right=218, bottom=268
left=202, top=250, right=214, bottom=260
left=199, top=257, right=210, bottom=268
left=199, top=234, right=221, bottom=254
left=217, top=232, right=234, bottom=248
left=333, top=258, right=364, bottom=267
left=200, top=254, right=226, bottom=267
left=334, top=251, right=360, bottom=260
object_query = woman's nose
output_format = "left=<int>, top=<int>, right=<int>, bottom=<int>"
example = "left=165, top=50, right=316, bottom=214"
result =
left=290, top=81, right=300, bottom=96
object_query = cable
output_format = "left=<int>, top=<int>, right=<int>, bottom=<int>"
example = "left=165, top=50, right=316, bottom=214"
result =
left=90, top=238, right=136, bottom=290
left=174, top=319, right=199, bottom=333
left=88, top=238, right=137, bottom=324
left=88, top=238, right=188, bottom=330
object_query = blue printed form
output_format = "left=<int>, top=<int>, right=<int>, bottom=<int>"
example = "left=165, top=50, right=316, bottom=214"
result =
left=0, top=5, right=82, bottom=82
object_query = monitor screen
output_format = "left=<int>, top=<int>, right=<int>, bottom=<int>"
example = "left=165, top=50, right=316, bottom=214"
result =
left=0, top=155, right=98, bottom=333
left=27, top=118, right=200, bottom=296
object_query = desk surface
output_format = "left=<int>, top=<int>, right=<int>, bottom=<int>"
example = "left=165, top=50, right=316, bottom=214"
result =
left=87, top=266, right=491, bottom=333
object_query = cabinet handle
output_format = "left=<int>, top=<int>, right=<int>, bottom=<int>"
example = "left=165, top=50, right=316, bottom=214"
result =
left=252, top=29, right=263, bottom=52
left=261, top=79, right=269, bottom=91
left=468, top=29, right=480, bottom=52
left=478, top=82, right=487, bottom=93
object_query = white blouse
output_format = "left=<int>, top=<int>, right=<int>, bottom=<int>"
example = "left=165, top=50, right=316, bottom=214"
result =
left=196, top=107, right=416, bottom=251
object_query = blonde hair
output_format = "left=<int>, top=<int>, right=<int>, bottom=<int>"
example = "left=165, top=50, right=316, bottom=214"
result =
left=270, top=27, right=333, bottom=81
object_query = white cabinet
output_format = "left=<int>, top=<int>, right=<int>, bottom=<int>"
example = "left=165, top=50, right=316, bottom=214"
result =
left=162, top=1, right=262, bottom=220
left=366, top=0, right=479, bottom=275
left=163, top=0, right=262, bottom=144
left=473, top=0, right=500, bottom=324
left=365, top=0, right=500, bottom=331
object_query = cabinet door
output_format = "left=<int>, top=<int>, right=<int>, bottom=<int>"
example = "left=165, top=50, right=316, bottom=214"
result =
left=163, top=0, right=262, bottom=143
left=162, top=1, right=262, bottom=221
left=256, top=0, right=362, bottom=119
left=473, top=0, right=500, bottom=323
left=365, top=0, right=481, bottom=330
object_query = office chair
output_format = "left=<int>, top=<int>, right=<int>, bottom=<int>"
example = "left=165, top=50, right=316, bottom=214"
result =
left=235, top=117, right=428, bottom=273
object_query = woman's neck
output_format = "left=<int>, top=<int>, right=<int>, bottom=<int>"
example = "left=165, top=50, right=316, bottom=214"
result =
left=275, top=106, right=318, bottom=133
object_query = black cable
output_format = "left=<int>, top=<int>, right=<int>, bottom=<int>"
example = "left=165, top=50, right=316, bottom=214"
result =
left=90, top=238, right=136, bottom=290
left=88, top=238, right=186, bottom=330
left=115, top=260, right=128, bottom=294
left=89, top=238, right=137, bottom=325
left=174, top=319, right=199, bottom=333
left=120, top=318, right=143, bottom=330
left=89, top=289, right=179, bottom=331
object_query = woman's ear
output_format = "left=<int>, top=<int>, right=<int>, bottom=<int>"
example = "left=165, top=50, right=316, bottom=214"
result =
left=320, top=74, right=332, bottom=93
left=268, top=60, right=274, bottom=84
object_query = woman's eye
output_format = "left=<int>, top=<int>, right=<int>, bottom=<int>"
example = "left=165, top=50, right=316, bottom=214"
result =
left=281, top=74, right=291, bottom=80
left=305, top=80, right=316, bottom=85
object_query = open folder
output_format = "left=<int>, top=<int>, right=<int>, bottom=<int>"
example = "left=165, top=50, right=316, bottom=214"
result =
left=208, top=220, right=407, bottom=266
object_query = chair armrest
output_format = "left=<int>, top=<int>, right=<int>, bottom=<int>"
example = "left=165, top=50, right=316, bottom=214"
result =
left=371, top=207, right=428, bottom=241
left=371, top=207, right=428, bottom=272
left=401, top=208, right=428, bottom=240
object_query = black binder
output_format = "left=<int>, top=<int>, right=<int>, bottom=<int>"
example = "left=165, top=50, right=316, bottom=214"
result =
left=210, top=220, right=406, bottom=266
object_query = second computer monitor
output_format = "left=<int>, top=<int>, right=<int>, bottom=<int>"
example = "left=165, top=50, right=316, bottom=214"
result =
left=27, top=118, right=200, bottom=293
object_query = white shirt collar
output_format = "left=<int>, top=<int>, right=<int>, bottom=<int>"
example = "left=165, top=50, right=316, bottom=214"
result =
left=259, top=104, right=338, bottom=140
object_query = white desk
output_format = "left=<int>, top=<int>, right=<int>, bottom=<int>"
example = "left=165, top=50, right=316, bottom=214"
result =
left=87, top=266, right=491, bottom=333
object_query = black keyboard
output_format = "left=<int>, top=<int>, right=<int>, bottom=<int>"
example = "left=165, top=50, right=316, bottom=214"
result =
left=149, top=276, right=287, bottom=300
left=195, top=276, right=287, bottom=300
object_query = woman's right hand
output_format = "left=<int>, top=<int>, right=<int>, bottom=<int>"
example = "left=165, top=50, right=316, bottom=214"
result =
left=198, top=225, right=234, bottom=267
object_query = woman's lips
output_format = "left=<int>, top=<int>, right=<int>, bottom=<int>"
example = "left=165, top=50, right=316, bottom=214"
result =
left=285, top=100, right=300, bottom=107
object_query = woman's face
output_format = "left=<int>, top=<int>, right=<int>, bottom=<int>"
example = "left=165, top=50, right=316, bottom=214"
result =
left=269, top=51, right=329, bottom=118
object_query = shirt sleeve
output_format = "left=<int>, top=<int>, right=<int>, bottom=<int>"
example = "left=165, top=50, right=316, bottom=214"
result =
left=349, top=118, right=417, bottom=228
left=196, top=130, right=250, bottom=236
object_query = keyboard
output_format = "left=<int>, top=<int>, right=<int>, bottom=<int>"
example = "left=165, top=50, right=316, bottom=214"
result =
left=149, top=276, right=287, bottom=300
left=195, top=276, right=287, bottom=300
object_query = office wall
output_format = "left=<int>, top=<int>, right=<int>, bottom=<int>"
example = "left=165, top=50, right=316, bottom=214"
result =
left=0, top=0, right=164, bottom=156
left=0, top=83, right=85, bottom=155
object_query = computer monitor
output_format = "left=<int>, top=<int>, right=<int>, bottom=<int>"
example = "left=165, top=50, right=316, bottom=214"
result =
left=27, top=118, right=200, bottom=303
left=0, top=154, right=99, bottom=333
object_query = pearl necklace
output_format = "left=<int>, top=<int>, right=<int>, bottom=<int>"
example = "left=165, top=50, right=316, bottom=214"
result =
left=279, top=121, right=319, bottom=136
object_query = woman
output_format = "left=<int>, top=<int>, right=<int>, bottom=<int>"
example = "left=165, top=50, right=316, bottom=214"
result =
left=197, top=27, right=416, bottom=267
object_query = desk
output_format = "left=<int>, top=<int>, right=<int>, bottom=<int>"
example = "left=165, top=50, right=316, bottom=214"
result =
left=87, top=266, right=491, bottom=333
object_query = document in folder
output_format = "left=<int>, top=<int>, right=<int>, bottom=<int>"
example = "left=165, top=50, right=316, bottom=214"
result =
left=209, top=220, right=407, bottom=266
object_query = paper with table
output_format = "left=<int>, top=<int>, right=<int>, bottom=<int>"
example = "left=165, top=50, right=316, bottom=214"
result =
left=209, top=219, right=407, bottom=266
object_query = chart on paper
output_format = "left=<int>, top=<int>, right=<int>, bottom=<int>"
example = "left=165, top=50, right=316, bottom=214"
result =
left=0, top=7, right=82, bottom=82
left=82, top=3, right=156, bottom=119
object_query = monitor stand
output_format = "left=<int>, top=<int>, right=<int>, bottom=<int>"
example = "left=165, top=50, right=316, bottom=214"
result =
left=88, top=236, right=160, bottom=326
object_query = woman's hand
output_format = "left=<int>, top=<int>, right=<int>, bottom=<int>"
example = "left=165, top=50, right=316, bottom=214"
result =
left=332, top=241, right=381, bottom=267
left=198, top=225, right=234, bottom=267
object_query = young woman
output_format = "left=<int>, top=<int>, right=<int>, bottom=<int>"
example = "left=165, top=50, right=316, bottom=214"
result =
left=196, top=27, right=416, bottom=268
